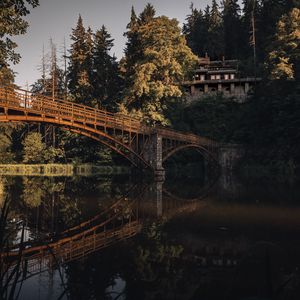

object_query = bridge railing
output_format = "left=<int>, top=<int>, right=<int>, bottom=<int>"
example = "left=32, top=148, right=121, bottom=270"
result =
left=0, top=87, right=219, bottom=149
left=155, top=126, right=219, bottom=148
left=0, top=87, right=147, bottom=134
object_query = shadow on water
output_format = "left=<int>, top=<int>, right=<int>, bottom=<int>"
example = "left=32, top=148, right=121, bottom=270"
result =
left=1, top=170, right=300, bottom=300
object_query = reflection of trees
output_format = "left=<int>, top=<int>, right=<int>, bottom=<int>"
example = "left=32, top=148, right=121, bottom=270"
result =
left=21, top=177, right=65, bottom=208
left=134, top=222, right=183, bottom=283
left=14, top=176, right=133, bottom=236
left=0, top=197, right=28, bottom=300
left=0, top=177, right=6, bottom=208
left=22, top=177, right=45, bottom=208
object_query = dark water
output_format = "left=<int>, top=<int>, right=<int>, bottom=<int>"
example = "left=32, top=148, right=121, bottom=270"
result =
left=1, top=173, right=300, bottom=300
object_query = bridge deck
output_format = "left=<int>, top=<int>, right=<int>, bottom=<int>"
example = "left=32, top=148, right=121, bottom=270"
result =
left=0, top=87, right=217, bottom=147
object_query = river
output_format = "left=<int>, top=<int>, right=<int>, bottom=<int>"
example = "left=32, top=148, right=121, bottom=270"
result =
left=1, top=173, right=300, bottom=300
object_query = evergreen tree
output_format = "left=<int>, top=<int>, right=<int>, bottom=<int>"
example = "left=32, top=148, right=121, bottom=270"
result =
left=121, top=16, right=198, bottom=125
left=268, top=8, right=300, bottom=80
left=124, top=7, right=140, bottom=62
left=122, top=4, right=156, bottom=108
left=203, top=5, right=211, bottom=55
left=207, top=0, right=224, bottom=59
left=139, top=3, right=156, bottom=25
left=239, top=0, right=261, bottom=73
left=93, top=26, right=121, bottom=110
left=222, top=0, right=241, bottom=59
left=68, top=15, right=93, bottom=105
left=183, top=4, right=208, bottom=57
left=256, top=0, right=288, bottom=62
left=122, top=7, right=141, bottom=86
left=85, top=26, right=95, bottom=98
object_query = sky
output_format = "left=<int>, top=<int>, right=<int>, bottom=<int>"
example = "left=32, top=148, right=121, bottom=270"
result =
left=12, top=0, right=240, bottom=88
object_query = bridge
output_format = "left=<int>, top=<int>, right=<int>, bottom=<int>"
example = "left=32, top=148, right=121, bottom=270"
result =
left=0, top=87, right=240, bottom=179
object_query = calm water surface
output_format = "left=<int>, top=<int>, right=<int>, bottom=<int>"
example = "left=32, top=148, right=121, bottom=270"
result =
left=1, top=173, right=300, bottom=300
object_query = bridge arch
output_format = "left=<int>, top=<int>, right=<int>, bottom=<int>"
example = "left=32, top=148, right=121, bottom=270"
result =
left=162, top=143, right=218, bottom=164
left=0, top=115, right=151, bottom=169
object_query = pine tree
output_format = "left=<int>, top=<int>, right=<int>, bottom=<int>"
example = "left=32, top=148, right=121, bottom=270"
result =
left=85, top=26, right=94, bottom=98
left=207, top=0, right=224, bottom=59
left=139, top=3, right=156, bottom=25
left=68, top=15, right=93, bottom=105
left=239, top=0, right=261, bottom=72
left=93, top=26, right=121, bottom=110
left=222, top=0, right=241, bottom=59
left=183, top=4, right=208, bottom=57
left=122, top=7, right=140, bottom=78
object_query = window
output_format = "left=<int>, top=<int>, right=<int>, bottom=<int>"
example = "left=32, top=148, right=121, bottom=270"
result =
left=211, top=75, right=216, bottom=80
left=230, top=74, right=235, bottom=79
left=224, top=74, right=229, bottom=80
left=216, top=74, right=221, bottom=80
left=200, top=75, right=205, bottom=81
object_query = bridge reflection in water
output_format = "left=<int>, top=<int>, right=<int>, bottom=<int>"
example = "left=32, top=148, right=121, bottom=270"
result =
left=0, top=180, right=214, bottom=284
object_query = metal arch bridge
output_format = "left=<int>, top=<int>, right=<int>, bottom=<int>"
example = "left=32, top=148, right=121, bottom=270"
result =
left=0, top=87, right=219, bottom=172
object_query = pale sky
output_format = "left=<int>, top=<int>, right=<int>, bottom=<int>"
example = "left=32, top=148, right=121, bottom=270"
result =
left=12, top=0, right=242, bottom=88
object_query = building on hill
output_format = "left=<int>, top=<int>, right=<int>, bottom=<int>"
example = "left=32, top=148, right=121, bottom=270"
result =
left=182, top=57, right=261, bottom=102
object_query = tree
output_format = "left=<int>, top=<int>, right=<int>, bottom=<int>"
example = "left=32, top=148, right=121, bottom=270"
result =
left=207, top=0, right=224, bottom=59
left=93, top=26, right=121, bottom=110
left=0, top=0, right=39, bottom=85
left=22, top=131, right=63, bottom=163
left=22, top=177, right=44, bottom=208
left=138, top=3, right=156, bottom=25
left=268, top=8, right=300, bottom=80
left=257, top=0, right=289, bottom=61
left=183, top=4, right=208, bottom=57
left=222, top=0, right=242, bottom=59
left=0, top=133, right=14, bottom=163
left=122, top=5, right=153, bottom=105
left=68, top=15, right=93, bottom=105
left=22, top=132, right=46, bottom=163
left=122, top=16, right=198, bottom=125
left=123, top=6, right=140, bottom=72
left=0, top=123, right=23, bottom=163
left=85, top=26, right=95, bottom=100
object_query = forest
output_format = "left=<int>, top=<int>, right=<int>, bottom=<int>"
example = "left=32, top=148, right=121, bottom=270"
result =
left=0, top=0, right=300, bottom=178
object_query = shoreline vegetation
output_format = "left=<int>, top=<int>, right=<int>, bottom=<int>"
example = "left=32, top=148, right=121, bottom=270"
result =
left=0, top=164, right=130, bottom=176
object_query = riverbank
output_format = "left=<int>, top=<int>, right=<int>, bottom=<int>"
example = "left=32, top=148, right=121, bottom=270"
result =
left=0, top=164, right=130, bottom=176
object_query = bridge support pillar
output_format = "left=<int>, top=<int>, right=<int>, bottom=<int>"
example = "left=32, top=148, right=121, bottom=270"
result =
left=218, top=144, right=244, bottom=172
left=143, top=133, right=165, bottom=180
left=141, top=180, right=164, bottom=218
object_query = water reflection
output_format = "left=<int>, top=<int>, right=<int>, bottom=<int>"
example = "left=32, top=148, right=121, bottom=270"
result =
left=1, top=174, right=300, bottom=299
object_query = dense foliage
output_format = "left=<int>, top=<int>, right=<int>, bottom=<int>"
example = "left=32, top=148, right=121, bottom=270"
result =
left=121, top=15, right=198, bottom=125
left=0, top=0, right=39, bottom=85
